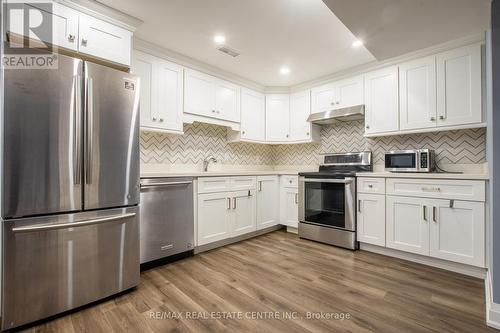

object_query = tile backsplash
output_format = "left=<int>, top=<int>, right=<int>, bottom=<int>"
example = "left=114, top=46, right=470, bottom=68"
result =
left=140, top=121, right=486, bottom=167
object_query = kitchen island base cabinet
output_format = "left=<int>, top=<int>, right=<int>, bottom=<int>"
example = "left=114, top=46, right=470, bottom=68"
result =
left=357, top=193, right=386, bottom=247
left=256, top=176, right=279, bottom=230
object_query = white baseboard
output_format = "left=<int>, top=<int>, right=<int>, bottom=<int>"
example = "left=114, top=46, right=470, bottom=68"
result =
left=360, top=243, right=486, bottom=279
left=486, top=271, right=500, bottom=330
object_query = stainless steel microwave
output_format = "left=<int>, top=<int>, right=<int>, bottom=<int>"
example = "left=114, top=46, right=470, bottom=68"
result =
left=385, top=149, right=435, bottom=172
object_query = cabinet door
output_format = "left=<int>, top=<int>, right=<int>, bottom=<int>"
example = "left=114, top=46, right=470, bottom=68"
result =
left=429, top=200, right=485, bottom=267
left=386, top=196, right=429, bottom=255
left=257, top=176, right=279, bottom=230
left=357, top=194, right=386, bottom=247
left=280, top=187, right=299, bottom=228
left=364, top=66, right=399, bottom=134
left=184, top=69, right=215, bottom=117
left=131, top=51, right=156, bottom=129
left=335, top=75, right=364, bottom=109
left=231, top=190, right=257, bottom=237
left=399, top=56, right=437, bottom=130
left=265, top=94, right=290, bottom=141
left=12, top=2, right=80, bottom=51
left=311, top=83, right=336, bottom=113
left=156, top=59, right=184, bottom=133
left=197, top=192, right=231, bottom=245
left=240, top=88, right=265, bottom=141
left=78, top=14, right=132, bottom=66
left=437, top=44, right=482, bottom=127
left=215, top=79, right=240, bottom=122
left=290, top=90, right=312, bottom=141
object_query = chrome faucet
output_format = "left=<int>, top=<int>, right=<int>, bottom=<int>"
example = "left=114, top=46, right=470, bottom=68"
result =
left=203, top=156, right=218, bottom=172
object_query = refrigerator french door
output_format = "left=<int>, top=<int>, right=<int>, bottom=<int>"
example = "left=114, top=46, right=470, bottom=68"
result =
left=2, top=54, right=140, bottom=330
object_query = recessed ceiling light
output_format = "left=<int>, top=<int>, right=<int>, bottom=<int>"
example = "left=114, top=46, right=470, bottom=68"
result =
left=352, top=40, right=363, bottom=48
left=280, top=66, right=290, bottom=75
left=214, top=35, right=226, bottom=45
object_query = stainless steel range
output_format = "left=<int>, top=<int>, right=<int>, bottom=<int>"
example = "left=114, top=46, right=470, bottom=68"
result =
left=298, top=152, right=372, bottom=250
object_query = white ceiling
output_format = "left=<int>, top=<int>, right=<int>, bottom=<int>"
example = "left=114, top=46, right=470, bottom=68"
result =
left=97, top=0, right=376, bottom=86
left=322, top=0, right=491, bottom=60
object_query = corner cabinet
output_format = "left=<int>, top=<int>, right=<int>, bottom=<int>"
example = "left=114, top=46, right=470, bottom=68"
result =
left=131, top=50, right=184, bottom=134
left=265, top=94, right=290, bottom=142
left=228, top=88, right=266, bottom=143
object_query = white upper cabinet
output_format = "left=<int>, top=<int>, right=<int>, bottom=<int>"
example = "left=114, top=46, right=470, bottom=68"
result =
left=132, top=51, right=183, bottom=134
left=265, top=94, right=290, bottom=142
left=215, top=80, right=240, bottom=123
left=12, top=2, right=80, bottom=51
left=436, top=44, right=482, bottom=127
left=290, top=90, right=313, bottom=141
left=184, top=69, right=240, bottom=123
left=184, top=69, right=215, bottom=117
left=240, top=88, right=265, bottom=142
left=311, top=75, right=363, bottom=113
left=364, top=66, right=399, bottom=135
left=7, top=2, right=132, bottom=65
left=399, top=56, right=437, bottom=131
left=334, top=75, right=364, bottom=109
left=79, top=14, right=132, bottom=66
left=311, top=83, right=336, bottom=113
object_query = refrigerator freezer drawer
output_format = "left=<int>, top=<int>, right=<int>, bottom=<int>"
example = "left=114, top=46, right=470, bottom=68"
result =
left=1, top=206, right=139, bottom=330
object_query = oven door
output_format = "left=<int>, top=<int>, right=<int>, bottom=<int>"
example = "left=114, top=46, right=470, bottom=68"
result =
left=298, top=177, right=355, bottom=231
left=385, top=151, right=418, bottom=172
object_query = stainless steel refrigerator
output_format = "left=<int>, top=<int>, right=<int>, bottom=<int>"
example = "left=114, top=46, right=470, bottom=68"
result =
left=1, top=54, right=140, bottom=330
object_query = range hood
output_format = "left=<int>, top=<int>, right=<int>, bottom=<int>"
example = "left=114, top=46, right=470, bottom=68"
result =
left=307, top=105, right=365, bottom=125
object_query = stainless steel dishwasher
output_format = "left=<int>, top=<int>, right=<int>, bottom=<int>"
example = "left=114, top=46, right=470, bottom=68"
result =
left=140, top=177, right=194, bottom=264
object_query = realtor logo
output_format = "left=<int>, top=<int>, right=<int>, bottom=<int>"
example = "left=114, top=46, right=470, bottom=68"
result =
left=2, top=1, right=58, bottom=69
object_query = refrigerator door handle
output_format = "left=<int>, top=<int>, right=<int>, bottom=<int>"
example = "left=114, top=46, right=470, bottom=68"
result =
left=85, top=77, right=94, bottom=184
left=73, top=75, right=82, bottom=185
left=11, top=213, right=136, bottom=233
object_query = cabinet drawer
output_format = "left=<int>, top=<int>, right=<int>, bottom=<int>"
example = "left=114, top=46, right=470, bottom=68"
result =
left=230, top=177, right=257, bottom=191
left=197, top=177, right=231, bottom=194
left=386, top=178, right=485, bottom=201
left=357, top=178, right=385, bottom=194
left=281, top=176, right=298, bottom=188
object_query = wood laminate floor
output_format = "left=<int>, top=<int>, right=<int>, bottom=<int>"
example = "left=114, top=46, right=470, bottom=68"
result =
left=22, top=230, right=494, bottom=333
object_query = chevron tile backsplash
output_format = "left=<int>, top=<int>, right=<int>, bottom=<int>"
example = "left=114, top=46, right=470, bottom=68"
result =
left=273, top=120, right=486, bottom=166
left=141, top=123, right=274, bottom=165
left=141, top=121, right=486, bottom=166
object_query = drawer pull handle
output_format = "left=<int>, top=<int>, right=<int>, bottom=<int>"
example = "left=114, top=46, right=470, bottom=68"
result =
left=421, top=187, right=441, bottom=192
left=358, top=200, right=362, bottom=213
left=227, top=198, right=231, bottom=210
left=368, top=184, right=373, bottom=188
left=433, top=206, right=437, bottom=223
left=232, top=197, right=237, bottom=209
left=423, top=205, right=427, bottom=221
left=449, top=199, right=454, bottom=208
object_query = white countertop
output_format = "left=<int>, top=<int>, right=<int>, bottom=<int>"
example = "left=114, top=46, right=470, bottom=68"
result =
left=140, top=170, right=301, bottom=178
left=355, top=171, right=489, bottom=180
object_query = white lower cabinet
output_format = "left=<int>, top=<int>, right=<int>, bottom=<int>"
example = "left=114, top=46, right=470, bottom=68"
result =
left=357, top=193, right=386, bottom=247
left=197, top=177, right=257, bottom=246
left=231, top=190, right=257, bottom=237
left=197, top=192, right=232, bottom=245
left=280, top=176, right=299, bottom=228
left=386, top=196, right=430, bottom=256
left=386, top=193, right=485, bottom=267
left=256, top=176, right=279, bottom=230
left=429, top=199, right=485, bottom=267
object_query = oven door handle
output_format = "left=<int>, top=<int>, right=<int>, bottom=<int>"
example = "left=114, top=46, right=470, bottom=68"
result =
left=298, top=177, right=354, bottom=184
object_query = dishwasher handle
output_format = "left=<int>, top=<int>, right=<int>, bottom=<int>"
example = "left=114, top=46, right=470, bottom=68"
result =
left=140, top=181, right=193, bottom=189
